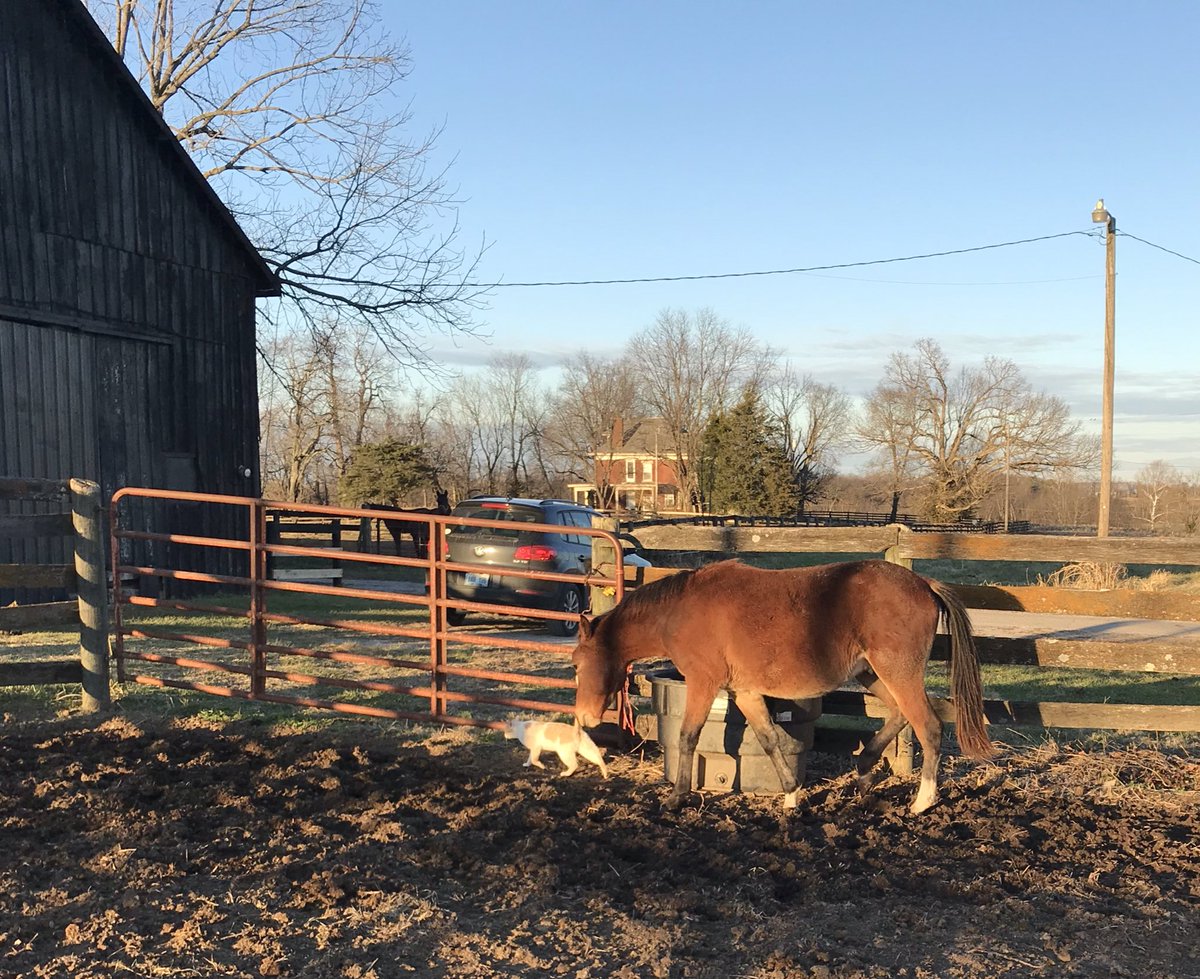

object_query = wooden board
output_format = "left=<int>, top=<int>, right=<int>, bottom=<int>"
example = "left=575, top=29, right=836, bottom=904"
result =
left=0, top=563, right=74, bottom=588
left=0, top=477, right=68, bottom=501
left=0, top=601, right=76, bottom=630
left=949, top=583, right=1200, bottom=622
left=0, top=512, right=74, bottom=540
left=269, top=568, right=345, bottom=582
left=933, top=634, right=1200, bottom=675
left=630, top=524, right=1198, bottom=569
left=0, top=659, right=82, bottom=687
left=897, top=528, right=1198, bottom=567
left=633, top=524, right=900, bottom=555
left=822, top=689, right=1200, bottom=732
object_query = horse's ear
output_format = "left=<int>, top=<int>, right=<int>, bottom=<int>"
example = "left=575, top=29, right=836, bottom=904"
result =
left=578, top=614, right=594, bottom=639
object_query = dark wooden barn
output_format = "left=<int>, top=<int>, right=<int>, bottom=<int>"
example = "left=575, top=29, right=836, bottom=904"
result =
left=0, top=0, right=279, bottom=587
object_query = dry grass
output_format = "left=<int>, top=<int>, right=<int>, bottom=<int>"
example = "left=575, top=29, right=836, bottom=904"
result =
left=988, top=736, right=1200, bottom=809
left=1036, top=562, right=1200, bottom=592
left=1037, top=561, right=1129, bottom=590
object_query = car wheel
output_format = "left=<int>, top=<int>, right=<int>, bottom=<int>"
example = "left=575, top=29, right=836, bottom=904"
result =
left=549, top=585, right=584, bottom=637
left=446, top=608, right=467, bottom=626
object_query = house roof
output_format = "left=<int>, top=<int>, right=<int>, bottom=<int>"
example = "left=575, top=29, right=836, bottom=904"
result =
left=598, top=418, right=679, bottom=456
left=59, top=0, right=280, bottom=296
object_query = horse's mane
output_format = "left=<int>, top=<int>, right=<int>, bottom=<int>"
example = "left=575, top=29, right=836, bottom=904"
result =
left=595, top=564, right=699, bottom=629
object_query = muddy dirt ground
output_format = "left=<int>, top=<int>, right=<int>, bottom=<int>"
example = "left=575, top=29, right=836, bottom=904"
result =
left=1, top=713, right=1198, bottom=979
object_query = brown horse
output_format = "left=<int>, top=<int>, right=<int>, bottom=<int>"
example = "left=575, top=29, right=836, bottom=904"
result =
left=572, top=559, right=994, bottom=814
left=365, top=489, right=451, bottom=557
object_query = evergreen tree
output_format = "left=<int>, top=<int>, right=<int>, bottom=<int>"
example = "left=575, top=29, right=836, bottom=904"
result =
left=339, top=438, right=437, bottom=505
left=699, top=389, right=799, bottom=515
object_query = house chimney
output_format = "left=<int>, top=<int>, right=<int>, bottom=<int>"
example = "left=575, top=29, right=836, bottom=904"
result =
left=610, top=416, right=624, bottom=448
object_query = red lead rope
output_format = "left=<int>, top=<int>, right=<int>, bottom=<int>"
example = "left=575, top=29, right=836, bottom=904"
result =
left=615, top=664, right=636, bottom=736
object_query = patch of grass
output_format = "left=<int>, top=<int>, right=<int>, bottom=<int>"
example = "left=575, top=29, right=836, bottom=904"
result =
left=921, top=661, right=1200, bottom=705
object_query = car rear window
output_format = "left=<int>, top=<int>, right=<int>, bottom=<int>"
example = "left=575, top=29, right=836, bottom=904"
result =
left=449, top=504, right=545, bottom=539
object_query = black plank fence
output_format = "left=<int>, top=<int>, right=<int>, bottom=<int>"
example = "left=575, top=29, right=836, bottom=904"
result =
left=627, top=510, right=1032, bottom=534
left=0, top=477, right=110, bottom=710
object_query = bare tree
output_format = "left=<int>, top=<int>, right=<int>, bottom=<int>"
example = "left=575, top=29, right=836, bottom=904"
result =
left=857, top=339, right=1094, bottom=522
left=321, top=321, right=390, bottom=481
left=435, top=355, right=553, bottom=498
left=763, top=365, right=855, bottom=511
left=489, top=354, right=549, bottom=497
left=856, top=378, right=922, bottom=521
left=627, top=308, right=771, bottom=511
left=438, top=373, right=501, bottom=496
left=85, top=0, right=486, bottom=362
left=258, top=329, right=330, bottom=501
left=1131, top=460, right=1181, bottom=534
left=547, top=353, right=644, bottom=507
left=1034, top=474, right=1099, bottom=530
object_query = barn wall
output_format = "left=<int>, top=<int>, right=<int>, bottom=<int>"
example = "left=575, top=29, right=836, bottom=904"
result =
left=0, top=0, right=269, bottom=587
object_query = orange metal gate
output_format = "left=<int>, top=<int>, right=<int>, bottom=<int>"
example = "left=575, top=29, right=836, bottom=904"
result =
left=110, top=488, right=625, bottom=730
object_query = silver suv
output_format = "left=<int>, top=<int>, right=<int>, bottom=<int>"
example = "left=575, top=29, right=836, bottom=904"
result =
left=443, top=497, right=606, bottom=636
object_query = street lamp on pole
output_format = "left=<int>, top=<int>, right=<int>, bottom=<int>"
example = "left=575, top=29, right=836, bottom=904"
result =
left=1092, top=199, right=1116, bottom=538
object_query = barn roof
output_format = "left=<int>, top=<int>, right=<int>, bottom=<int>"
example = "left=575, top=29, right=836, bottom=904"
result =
left=57, top=0, right=280, bottom=297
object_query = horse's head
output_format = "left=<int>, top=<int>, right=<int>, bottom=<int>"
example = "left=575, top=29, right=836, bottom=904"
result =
left=435, top=488, right=451, bottom=513
left=571, top=613, right=625, bottom=729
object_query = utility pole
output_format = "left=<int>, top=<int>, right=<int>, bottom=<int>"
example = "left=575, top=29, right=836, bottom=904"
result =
left=1092, top=199, right=1116, bottom=538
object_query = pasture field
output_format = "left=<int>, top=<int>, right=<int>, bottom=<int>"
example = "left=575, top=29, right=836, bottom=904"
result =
left=2, top=561, right=1200, bottom=977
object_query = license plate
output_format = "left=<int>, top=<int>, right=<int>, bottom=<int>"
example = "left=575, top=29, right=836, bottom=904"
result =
left=464, top=572, right=490, bottom=587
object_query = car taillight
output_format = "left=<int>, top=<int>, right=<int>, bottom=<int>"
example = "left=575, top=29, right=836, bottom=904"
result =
left=513, top=545, right=556, bottom=562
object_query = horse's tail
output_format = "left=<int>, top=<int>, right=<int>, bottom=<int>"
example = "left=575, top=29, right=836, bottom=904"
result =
left=927, top=579, right=995, bottom=759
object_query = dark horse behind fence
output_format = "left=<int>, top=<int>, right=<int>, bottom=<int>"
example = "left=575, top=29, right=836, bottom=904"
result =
left=572, top=559, right=994, bottom=814
left=363, top=489, right=451, bottom=557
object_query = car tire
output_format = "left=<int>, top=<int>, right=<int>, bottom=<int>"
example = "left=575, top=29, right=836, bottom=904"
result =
left=446, top=608, right=467, bottom=626
left=549, top=585, right=584, bottom=637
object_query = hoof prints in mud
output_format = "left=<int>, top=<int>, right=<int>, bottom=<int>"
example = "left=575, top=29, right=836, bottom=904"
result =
left=2, top=717, right=1199, bottom=978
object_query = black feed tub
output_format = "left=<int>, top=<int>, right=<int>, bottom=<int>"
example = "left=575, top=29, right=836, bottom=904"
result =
left=648, top=668, right=821, bottom=794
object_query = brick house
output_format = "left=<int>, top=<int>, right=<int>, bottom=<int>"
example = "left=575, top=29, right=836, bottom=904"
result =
left=568, top=417, right=686, bottom=513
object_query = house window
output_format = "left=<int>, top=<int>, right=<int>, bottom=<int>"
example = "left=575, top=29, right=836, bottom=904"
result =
left=625, top=459, right=636, bottom=482
left=642, top=459, right=654, bottom=483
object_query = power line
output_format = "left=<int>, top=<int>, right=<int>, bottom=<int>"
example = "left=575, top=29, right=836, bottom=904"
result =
left=1118, top=231, right=1200, bottom=267
left=794, top=272, right=1101, bottom=286
left=471, top=229, right=1094, bottom=289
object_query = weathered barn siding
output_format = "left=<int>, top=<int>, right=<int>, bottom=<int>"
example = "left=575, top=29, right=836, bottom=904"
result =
left=0, top=0, right=277, bottom=590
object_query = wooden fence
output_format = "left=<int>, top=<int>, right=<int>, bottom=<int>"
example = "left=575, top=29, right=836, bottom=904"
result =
left=621, top=523, right=1200, bottom=760
left=263, top=513, right=366, bottom=584
left=626, top=510, right=1032, bottom=534
left=0, top=477, right=110, bottom=710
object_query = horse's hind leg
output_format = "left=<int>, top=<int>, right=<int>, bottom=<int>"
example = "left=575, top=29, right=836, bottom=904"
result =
left=868, top=670, right=944, bottom=815
left=853, top=674, right=910, bottom=793
left=733, top=693, right=802, bottom=809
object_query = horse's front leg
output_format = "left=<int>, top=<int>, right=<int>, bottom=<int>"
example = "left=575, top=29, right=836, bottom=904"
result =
left=664, top=683, right=717, bottom=811
left=734, top=693, right=803, bottom=809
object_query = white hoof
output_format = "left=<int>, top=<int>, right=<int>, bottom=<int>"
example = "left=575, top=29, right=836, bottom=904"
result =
left=910, top=781, right=939, bottom=814
left=782, top=788, right=801, bottom=810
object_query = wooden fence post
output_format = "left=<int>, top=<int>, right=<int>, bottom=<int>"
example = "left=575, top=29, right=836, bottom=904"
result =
left=70, top=478, right=110, bottom=712
left=883, top=524, right=914, bottom=773
left=590, top=515, right=619, bottom=617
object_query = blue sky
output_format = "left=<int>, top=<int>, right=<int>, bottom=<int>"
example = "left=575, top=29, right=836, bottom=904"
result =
left=385, top=2, right=1199, bottom=479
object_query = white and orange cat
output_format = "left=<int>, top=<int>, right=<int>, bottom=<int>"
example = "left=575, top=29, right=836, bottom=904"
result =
left=504, top=719, right=608, bottom=779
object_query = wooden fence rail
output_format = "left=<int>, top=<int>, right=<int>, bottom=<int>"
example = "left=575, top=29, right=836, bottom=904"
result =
left=0, top=477, right=110, bottom=710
